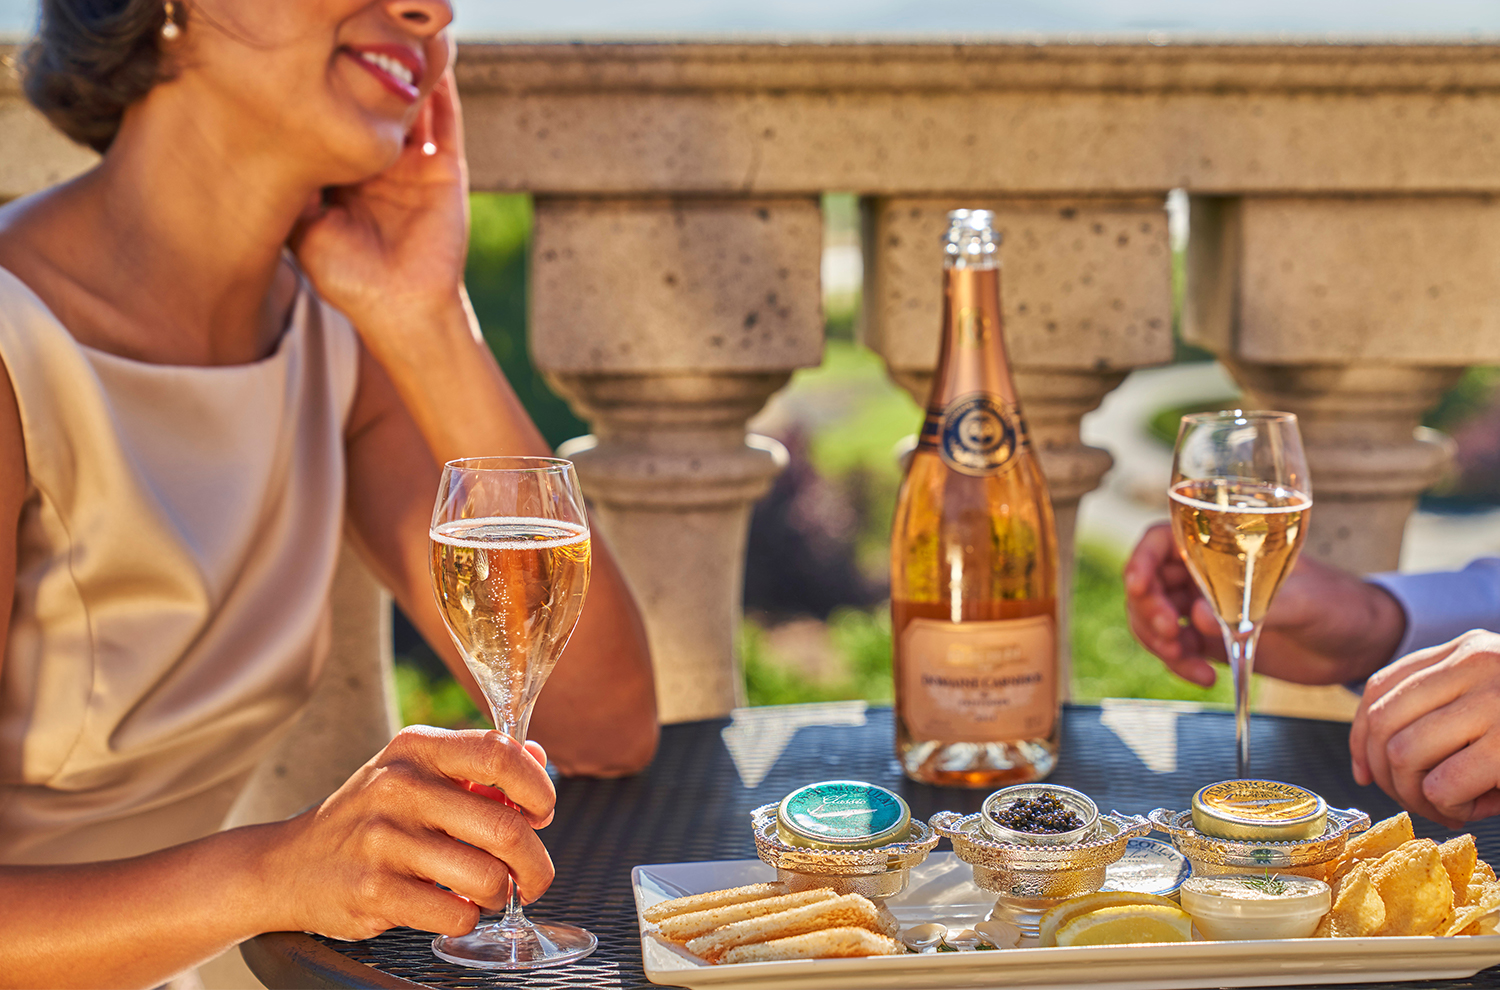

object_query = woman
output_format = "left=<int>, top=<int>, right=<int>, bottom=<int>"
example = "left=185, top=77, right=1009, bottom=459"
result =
left=0, top=0, right=658, bottom=985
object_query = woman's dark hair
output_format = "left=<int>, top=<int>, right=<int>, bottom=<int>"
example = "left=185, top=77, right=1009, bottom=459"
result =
left=20, top=0, right=179, bottom=154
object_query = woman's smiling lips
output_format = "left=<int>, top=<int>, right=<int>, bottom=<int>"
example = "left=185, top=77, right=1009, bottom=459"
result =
left=343, top=44, right=424, bottom=103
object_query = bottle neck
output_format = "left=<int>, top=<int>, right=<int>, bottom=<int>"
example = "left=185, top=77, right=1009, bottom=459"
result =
left=929, top=262, right=1018, bottom=411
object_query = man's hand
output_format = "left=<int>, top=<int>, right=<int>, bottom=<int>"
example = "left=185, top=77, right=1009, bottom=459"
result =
left=1123, top=522, right=1406, bottom=688
left=1351, top=630, right=1500, bottom=827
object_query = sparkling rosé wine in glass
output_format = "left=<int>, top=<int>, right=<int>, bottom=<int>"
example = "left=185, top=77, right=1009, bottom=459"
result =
left=1168, top=413, right=1311, bottom=778
left=427, top=457, right=595, bottom=970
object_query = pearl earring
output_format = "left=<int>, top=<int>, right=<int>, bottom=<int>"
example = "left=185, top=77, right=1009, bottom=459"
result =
left=162, top=1, right=181, bottom=40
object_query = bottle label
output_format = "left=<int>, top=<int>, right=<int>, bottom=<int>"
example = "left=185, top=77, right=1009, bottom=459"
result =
left=899, top=615, right=1057, bottom=743
left=919, top=393, right=1022, bottom=476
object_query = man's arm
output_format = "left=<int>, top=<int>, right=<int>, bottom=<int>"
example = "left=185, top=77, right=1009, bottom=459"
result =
left=1366, top=560, right=1500, bottom=659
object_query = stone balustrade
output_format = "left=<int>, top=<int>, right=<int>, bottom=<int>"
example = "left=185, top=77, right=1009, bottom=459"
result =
left=6, top=39, right=1500, bottom=744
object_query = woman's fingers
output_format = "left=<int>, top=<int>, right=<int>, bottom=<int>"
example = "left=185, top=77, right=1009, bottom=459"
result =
left=401, top=804, right=554, bottom=908
left=407, top=89, right=436, bottom=152
left=379, top=876, right=482, bottom=940
left=428, top=69, right=467, bottom=159
left=388, top=727, right=556, bottom=826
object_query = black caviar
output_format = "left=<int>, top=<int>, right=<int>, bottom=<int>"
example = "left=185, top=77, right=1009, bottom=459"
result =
left=989, top=793, right=1084, bottom=834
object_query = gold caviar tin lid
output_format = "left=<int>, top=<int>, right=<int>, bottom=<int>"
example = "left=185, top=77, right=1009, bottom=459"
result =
left=1191, top=780, right=1328, bottom=842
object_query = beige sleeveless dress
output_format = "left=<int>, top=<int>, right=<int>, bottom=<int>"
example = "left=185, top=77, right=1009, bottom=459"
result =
left=0, top=263, right=360, bottom=864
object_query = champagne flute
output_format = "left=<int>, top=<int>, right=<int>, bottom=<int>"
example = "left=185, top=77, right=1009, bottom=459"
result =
left=1168, top=412, right=1311, bottom=777
left=427, top=456, right=595, bottom=969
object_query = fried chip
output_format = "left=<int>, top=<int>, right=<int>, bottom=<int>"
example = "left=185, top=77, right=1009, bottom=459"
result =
left=1477, top=861, right=1497, bottom=883
left=1473, top=882, right=1500, bottom=913
left=1316, top=861, right=1386, bottom=938
left=1330, top=812, right=1415, bottom=884
left=1441, top=834, right=1479, bottom=907
left=1351, top=812, right=1416, bottom=860
left=1373, top=839, right=1452, bottom=937
left=1445, top=904, right=1491, bottom=937
left=1444, top=883, right=1500, bottom=936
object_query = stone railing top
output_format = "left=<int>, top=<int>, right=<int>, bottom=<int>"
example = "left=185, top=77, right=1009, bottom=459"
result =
left=452, top=40, right=1500, bottom=94
left=10, top=38, right=1500, bottom=95
left=10, top=40, right=1500, bottom=196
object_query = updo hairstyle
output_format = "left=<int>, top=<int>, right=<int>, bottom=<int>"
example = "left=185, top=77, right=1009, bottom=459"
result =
left=19, top=0, right=181, bottom=154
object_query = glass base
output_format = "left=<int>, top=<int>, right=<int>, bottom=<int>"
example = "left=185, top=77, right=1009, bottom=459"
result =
left=432, top=919, right=597, bottom=970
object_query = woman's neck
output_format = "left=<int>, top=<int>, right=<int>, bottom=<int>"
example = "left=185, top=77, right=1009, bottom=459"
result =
left=1, top=83, right=320, bottom=366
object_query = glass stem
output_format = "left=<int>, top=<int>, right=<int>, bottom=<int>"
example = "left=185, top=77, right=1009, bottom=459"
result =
left=1224, top=623, right=1263, bottom=777
left=489, top=702, right=536, bottom=937
left=498, top=875, right=528, bottom=934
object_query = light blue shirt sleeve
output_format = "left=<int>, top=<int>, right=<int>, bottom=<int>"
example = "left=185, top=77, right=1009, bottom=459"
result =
left=1367, top=558, right=1500, bottom=659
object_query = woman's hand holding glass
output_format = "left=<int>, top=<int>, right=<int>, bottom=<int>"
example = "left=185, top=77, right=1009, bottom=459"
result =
left=267, top=726, right=556, bottom=942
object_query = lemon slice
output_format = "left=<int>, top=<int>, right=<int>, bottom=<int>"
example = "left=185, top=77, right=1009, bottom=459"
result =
left=1038, top=891, right=1179, bottom=947
left=1054, top=904, right=1194, bottom=947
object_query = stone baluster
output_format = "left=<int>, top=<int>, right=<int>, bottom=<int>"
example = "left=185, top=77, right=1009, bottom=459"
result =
left=1186, top=194, right=1500, bottom=719
left=862, top=196, right=1175, bottom=693
left=531, top=196, right=825, bottom=723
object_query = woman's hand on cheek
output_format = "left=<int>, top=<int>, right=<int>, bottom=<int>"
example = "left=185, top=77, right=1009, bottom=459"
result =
left=290, top=69, right=471, bottom=347
left=266, top=726, right=556, bottom=941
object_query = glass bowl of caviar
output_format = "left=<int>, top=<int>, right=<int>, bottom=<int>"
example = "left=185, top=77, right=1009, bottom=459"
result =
left=980, top=784, right=1101, bottom=846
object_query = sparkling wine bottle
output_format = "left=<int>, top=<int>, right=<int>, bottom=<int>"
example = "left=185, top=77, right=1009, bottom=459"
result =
left=891, top=209, right=1061, bottom=788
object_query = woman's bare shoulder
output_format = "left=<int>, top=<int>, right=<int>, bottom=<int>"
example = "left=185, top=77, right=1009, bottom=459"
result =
left=0, top=183, right=88, bottom=298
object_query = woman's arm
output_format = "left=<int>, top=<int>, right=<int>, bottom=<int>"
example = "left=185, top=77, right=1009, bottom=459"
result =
left=341, top=339, right=659, bottom=775
left=0, top=727, right=559, bottom=989
left=295, top=72, right=657, bottom=775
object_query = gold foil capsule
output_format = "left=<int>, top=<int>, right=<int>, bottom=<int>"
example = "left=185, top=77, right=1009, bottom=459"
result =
left=1191, top=780, right=1328, bottom=842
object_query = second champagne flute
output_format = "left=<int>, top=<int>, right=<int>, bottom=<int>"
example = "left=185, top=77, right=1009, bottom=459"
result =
left=1169, top=412, right=1311, bottom=777
left=428, top=456, right=596, bottom=969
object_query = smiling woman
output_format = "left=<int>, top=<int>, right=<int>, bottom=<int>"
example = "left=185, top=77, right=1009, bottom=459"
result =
left=0, top=2, right=657, bottom=987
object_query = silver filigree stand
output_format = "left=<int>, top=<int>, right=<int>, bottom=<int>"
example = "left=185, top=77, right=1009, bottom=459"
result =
left=1148, top=806, right=1371, bottom=878
left=930, top=810, right=1152, bottom=938
left=749, top=803, right=940, bottom=900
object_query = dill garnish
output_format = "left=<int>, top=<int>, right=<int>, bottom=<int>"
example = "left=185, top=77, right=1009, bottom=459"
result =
left=1236, top=873, right=1289, bottom=895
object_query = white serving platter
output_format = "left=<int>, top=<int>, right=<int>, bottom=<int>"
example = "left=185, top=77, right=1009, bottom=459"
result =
left=632, top=853, right=1500, bottom=990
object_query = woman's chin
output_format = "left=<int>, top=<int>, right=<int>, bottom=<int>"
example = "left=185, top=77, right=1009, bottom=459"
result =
left=318, top=126, right=410, bottom=184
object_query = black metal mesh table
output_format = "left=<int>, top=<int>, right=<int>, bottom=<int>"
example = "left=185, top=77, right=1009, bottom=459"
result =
left=243, top=702, right=1500, bottom=989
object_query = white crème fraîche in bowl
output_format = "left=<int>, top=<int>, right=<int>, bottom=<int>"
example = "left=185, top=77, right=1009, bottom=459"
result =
left=1179, top=874, right=1332, bottom=941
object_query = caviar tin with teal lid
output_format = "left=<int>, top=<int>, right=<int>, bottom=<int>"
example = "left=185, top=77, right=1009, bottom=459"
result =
left=776, top=780, right=912, bottom=850
left=752, top=782, right=937, bottom=900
